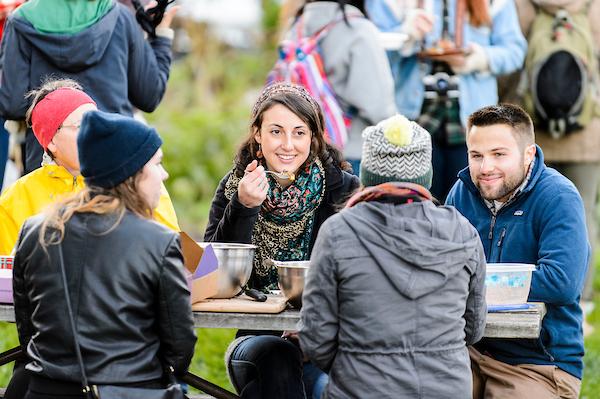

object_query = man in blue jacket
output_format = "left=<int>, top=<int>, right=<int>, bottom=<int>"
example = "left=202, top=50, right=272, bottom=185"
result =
left=446, top=103, right=588, bottom=398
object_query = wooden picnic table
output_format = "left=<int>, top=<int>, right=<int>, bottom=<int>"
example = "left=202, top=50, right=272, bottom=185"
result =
left=1, top=302, right=546, bottom=338
left=0, top=301, right=546, bottom=398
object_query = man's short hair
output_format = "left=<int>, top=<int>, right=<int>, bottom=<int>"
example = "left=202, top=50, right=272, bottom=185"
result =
left=466, top=103, right=535, bottom=152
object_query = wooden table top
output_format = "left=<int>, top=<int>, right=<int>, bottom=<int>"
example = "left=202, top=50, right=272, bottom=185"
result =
left=0, top=302, right=546, bottom=339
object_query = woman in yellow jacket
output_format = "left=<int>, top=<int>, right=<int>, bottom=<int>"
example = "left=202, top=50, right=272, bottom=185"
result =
left=0, top=78, right=179, bottom=255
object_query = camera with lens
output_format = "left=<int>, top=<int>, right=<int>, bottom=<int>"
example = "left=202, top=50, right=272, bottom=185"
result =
left=423, top=72, right=460, bottom=99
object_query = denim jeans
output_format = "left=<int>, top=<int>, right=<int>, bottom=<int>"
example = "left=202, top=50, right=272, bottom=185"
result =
left=229, top=335, right=328, bottom=399
left=302, top=362, right=328, bottom=399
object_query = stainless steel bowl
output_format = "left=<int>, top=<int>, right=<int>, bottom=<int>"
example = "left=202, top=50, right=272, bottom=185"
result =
left=197, top=243, right=256, bottom=298
left=276, top=260, right=310, bottom=308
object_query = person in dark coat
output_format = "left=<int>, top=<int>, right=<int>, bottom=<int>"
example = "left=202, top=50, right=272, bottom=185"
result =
left=13, top=110, right=197, bottom=398
left=204, top=82, right=360, bottom=399
left=0, top=0, right=178, bottom=174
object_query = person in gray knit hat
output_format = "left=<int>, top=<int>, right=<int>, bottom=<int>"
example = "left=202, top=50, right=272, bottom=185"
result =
left=298, top=114, right=487, bottom=399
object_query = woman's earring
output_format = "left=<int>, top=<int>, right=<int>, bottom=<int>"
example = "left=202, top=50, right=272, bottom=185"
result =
left=256, top=144, right=263, bottom=159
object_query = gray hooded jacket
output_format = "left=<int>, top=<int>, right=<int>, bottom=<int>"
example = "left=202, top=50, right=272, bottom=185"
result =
left=298, top=200, right=486, bottom=399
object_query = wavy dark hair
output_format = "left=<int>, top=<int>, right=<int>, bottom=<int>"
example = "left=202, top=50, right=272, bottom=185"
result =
left=233, top=91, right=350, bottom=177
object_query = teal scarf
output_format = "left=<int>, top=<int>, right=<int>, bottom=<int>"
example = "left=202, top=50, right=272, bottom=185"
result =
left=225, top=157, right=325, bottom=291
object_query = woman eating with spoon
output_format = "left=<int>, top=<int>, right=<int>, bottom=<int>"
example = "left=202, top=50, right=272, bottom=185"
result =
left=204, top=82, right=359, bottom=399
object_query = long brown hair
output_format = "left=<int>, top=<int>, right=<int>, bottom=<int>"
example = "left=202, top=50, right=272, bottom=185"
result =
left=234, top=92, right=350, bottom=178
left=39, top=170, right=153, bottom=247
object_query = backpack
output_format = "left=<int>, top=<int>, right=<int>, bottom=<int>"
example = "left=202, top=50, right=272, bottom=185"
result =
left=520, top=0, right=600, bottom=139
left=266, top=15, right=361, bottom=149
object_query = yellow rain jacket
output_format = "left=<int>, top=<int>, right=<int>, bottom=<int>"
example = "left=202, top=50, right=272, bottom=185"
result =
left=0, top=164, right=180, bottom=255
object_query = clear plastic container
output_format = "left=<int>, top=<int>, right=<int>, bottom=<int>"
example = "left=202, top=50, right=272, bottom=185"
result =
left=485, top=263, right=536, bottom=305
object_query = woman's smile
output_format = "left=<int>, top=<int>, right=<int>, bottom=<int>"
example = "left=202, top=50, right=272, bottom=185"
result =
left=255, top=104, right=312, bottom=187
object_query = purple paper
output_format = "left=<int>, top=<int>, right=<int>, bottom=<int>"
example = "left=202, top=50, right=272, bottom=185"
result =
left=0, top=269, right=13, bottom=304
left=194, top=244, right=218, bottom=279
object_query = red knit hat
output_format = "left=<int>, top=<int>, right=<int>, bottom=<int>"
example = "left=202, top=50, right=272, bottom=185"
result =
left=31, top=87, right=97, bottom=150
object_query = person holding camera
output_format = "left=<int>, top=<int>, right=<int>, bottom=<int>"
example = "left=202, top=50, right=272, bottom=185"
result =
left=367, top=0, right=527, bottom=200
left=0, top=0, right=179, bottom=175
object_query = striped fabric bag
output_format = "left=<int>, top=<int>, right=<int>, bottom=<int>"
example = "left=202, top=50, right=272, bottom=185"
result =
left=266, top=14, right=361, bottom=149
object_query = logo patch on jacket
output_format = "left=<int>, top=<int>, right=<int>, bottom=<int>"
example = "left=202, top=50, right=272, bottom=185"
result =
left=514, top=210, right=524, bottom=216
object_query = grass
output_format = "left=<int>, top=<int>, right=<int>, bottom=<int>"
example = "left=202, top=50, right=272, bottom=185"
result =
left=581, top=254, right=600, bottom=398
left=0, top=323, right=235, bottom=394
left=2, top=281, right=600, bottom=395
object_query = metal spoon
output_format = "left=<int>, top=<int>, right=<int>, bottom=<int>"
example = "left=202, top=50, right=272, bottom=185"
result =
left=245, top=169, right=295, bottom=180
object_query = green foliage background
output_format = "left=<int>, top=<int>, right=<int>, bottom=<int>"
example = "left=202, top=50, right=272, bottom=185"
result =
left=1, top=0, right=600, bottom=396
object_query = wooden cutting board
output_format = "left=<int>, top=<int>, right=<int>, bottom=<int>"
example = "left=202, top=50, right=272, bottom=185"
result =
left=192, top=295, right=289, bottom=313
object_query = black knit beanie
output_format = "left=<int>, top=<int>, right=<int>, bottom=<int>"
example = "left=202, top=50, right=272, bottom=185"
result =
left=78, top=111, right=163, bottom=189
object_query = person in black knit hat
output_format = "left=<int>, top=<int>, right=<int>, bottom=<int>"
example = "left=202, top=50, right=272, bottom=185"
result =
left=78, top=110, right=164, bottom=190
left=12, top=110, right=196, bottom=399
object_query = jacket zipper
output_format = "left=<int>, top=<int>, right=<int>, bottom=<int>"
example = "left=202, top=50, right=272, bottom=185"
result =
left=497, top=227, right=506, bottom=262
left=73, top=176, right=78, bottom=189
left=487, top=215, right=496, bottom=259
left=542, top=343, right=555, bottom=362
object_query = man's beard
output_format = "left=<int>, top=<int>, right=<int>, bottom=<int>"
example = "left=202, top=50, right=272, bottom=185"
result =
left=476, top=165, right=526, bottom=201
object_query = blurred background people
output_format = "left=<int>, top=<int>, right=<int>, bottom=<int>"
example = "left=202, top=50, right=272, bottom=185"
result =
left=287, top=0, right=397, bottom=174
left=0, top=0, right=24, bottom=189
left=0, top=0, right=179, bottom=174
left=367, top=0, right=527, bottom=200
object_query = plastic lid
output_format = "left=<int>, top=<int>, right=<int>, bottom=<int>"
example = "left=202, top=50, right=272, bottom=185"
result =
left=486, top=263, right=536, bottom=273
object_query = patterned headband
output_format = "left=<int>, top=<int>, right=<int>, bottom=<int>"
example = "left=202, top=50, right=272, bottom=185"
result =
left=251, top=82, right=320, bottom=118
